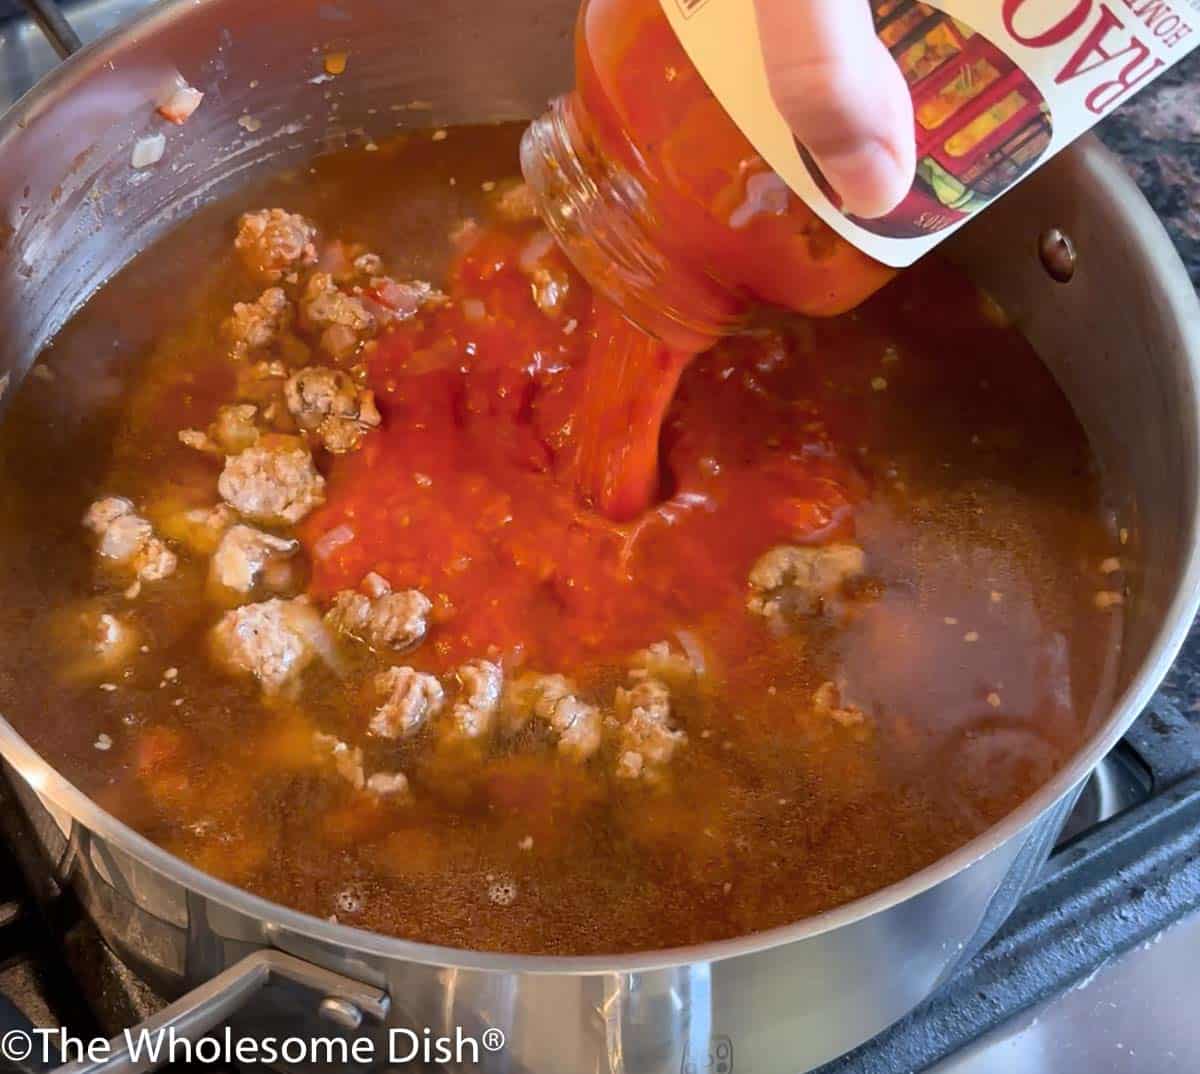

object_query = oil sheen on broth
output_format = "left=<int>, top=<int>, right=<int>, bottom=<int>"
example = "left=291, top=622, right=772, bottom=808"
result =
left=0, top=124, right=1125, bottom=955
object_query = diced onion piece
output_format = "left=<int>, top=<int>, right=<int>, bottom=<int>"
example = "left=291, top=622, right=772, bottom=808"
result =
left=157, top=83, right=204, bottom=125
left=461, top=298, right=486, bottom=323
left=313, top=523, right=354, bottom=561
left=131, top=133, right=166, bottom=169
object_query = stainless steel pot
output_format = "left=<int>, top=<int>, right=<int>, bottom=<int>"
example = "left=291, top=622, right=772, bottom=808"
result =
left=1, top=2, right=1199, bottom=1072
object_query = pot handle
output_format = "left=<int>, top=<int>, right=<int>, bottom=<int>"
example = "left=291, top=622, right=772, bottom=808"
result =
left=17, top=0, right=82, bottom=58
left=47, top=949, right=390, bottom=1074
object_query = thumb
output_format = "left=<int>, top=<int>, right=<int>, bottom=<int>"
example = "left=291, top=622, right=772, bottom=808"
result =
left=754, top=0, right=916, bottom=219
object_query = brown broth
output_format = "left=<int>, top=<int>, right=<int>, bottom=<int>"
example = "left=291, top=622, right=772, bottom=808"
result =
left=0, top=124, right=1124, bottom=955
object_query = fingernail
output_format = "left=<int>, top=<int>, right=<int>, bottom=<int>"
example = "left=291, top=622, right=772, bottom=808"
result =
left=816, top=140, right=911, bottom=220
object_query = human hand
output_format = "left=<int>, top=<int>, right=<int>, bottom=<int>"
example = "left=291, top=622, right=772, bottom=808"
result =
left=754, top=0, right=916, bottom=218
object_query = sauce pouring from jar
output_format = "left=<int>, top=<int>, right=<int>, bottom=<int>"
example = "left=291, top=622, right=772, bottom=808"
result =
left=524, top=0, right=903, bottom=518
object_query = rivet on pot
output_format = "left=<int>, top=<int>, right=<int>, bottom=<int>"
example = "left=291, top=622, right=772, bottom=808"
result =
left=319, top=995, right=364, bottom=1030
left=1038, top=228, right=1077, bottom=283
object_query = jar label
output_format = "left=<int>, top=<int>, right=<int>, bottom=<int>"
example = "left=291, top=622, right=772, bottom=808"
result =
left=660, top=0, right=1198, bottom=266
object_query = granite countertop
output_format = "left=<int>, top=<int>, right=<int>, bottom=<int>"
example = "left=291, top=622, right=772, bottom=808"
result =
left=1099, top=49, right=1200, bottom=288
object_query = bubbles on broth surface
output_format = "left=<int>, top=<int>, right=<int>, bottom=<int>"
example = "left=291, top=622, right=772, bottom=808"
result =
left=488, top=878, right=519, bottom=907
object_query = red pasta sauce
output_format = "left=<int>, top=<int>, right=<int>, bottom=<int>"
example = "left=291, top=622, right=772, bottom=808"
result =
left=302, top=221, right=861, bottom=672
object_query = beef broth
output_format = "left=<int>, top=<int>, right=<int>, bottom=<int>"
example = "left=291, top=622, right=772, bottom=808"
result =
left=0, top=124, right=1124, bottom=954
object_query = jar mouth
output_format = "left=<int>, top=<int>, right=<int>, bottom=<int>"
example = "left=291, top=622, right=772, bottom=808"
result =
left=520, top=96, right=744, bottom=352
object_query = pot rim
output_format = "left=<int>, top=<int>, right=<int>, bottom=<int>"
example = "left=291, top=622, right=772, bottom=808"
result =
left=2, top=0, right=1199, bottom=978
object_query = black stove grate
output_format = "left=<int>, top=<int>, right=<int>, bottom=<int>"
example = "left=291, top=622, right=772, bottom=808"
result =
left=819, top=693, right=1200, bottom=1073
left=0, top=773, right=230, bottom=1074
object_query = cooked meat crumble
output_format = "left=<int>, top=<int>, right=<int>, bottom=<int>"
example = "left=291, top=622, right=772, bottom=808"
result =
left=325, top=573, right=432, bottom=652
left=223, top=287, right=292, bottom=359
left=83, top=497, right=177, bottom=583
left=747, top=543, right=865, bottom=618
left=449, top=659, right=503, bottom=739
left=181, top=403, right=263, bottom=456
left=210, top=524, right=299, bottom=594
left=284, top=366, right=381, bottom=454
left=614, top=678, right=686, bottom=780
left=235, top=209, right=318, bottom=282
left=504, top=673, right=602, bottom=760
left=217, top=435, right=326, bottom=525
left=371, top=666, right=445, bottom=739
left=211, top=597, right=329, bottom=693
left=630, top=640, right=700, bottom=688
left=300, top=272, right=374, bottom=360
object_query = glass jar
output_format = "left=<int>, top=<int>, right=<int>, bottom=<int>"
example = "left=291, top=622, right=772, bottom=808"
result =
left=521, top=0, right=897, bottom=352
